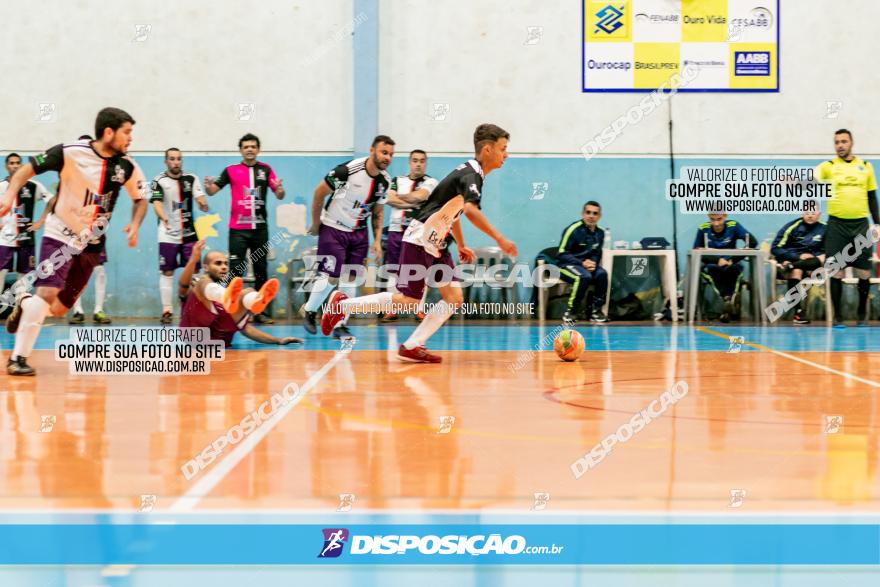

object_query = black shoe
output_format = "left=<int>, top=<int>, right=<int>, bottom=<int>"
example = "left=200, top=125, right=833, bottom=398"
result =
left=302, top=311, right=317, bottom=334
left=562, top=310, right=577, bottom=325
left=160, top=311, right=173, bottom=325
left=6, top=293, right=30, bottom=334
left=793, top=312, right=810, bottom=325
left=722, top=295, right=734, bottom=316
left=68, top=312, right=85, bottom=325
left=730, top=292, right=742, bottom=320
left=254, top=313, right=274, bottom=325
left=6, top=356, right=35, bottom=376
left=332, top=324, right=355, bottom=340
left=590, top=308, right=608, bottom=323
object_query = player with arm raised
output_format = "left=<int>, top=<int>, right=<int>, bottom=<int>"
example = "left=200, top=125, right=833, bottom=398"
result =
left=178, top=240, right=300, bottom=347
left=0, top=107, right=148, bottom=376
left=320, top=124, right=517, bottom=363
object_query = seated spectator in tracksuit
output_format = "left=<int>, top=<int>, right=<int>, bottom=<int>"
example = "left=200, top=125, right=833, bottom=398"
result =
left=771, top=210, right=826, bottom=324
left=556, top=200, right=608, bottom=323
left=693, top=214, right=757, bottom=322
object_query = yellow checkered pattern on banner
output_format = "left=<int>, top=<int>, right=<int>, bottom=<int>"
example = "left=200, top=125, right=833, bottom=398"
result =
left=681, top=0, right=728, bottom=43
left=585, top=1, right=631, bottom=43
left=728, top=43, right=776, bottom=89
left=633, top=43, right=680, bottom=89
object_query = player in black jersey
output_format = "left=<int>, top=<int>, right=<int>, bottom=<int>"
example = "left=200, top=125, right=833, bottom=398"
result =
left=321, top=124, right=518, bottom=363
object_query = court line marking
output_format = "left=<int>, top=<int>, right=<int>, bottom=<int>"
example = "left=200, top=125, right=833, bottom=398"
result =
left=696, top=326, right=880, bottom=388
left=168, top=347, right=351, bottom=512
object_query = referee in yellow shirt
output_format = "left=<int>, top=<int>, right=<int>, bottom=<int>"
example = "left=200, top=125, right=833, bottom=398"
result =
left=815, top=129, right=880, bottom=328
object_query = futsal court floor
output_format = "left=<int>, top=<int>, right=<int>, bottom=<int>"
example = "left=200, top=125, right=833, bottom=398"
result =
left=0, top=320, right=878, bottom=585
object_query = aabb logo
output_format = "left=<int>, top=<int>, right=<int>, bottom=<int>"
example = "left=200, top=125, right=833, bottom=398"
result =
left=736, top=52, right=769, bottom=64
left=734, top=51, right=770, bottom=76
left=318, top=528, right=349, bottom=558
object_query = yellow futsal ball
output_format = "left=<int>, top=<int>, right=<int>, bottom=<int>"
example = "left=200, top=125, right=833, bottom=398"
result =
left=554, top=329, right=585, bottom=362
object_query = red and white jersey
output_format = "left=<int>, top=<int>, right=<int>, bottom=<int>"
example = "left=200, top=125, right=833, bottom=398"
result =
left=30, top=139, right=147, bottom=247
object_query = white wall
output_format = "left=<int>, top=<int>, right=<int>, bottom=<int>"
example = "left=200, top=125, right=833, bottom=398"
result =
left=379, top=0, right=880, bottom=156
left=0, top=0, right=353, bottom=153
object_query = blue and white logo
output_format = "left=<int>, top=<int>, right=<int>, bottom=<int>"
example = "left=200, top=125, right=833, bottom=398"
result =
left=318, top=528, right=349, bottom=558
left=595, top=5, right=624, bottom=34
left=734, top=51, right=770, bottom=76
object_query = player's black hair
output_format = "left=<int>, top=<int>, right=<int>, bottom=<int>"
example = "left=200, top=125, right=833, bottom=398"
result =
left=834, top=128, right=853, bottom=140
left=473, top=124, right=510, bottom=154
left=78, top=135, right=92, bottom=141
left=409, top=149, right=427, bottom=159
left=94, top=107, right=135, bottom=139
left=372, top=135, right=395, bottom=148
left=583, top=200, right=601, bottom=211
left=5, top=153, right=21, bottom=164
left=165, top=147, right=182, bottom=158
left=239, top=133, right=260, bottom=149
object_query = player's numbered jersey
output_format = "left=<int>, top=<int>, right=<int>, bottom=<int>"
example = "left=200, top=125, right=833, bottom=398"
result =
left=0, top=179, right=50, bottom=247
left=29, top=139, right=146, bottom=249
left=403, top=159, right=484, bottom=255
left=388, top=175, right=438, bottom=233
left=321, top=157, right=391, bottom=232
left=151, top=172, right=204, bottom=243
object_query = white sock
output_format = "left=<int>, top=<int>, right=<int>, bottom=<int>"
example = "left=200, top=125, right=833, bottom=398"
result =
left=242, top=291, right=259, bottom=311
left=0, top=269, right=7, bottom=294
left=94, top=265, right=106, bottom=313
left=340, top=291, right=394, bottom=315
left=72, top=296, right=84, bottom=315
left=204, top=282, right=225, bottom=303
left=303, top=273, right=333, bottom=312
left=336, top=279, right=360, bottom=325
left=13, top=295, right=49, bottom=359
left=403, top=300, right=455, bottom=349
left=160, top=274, right=174, bottom=312
left=387, top=273, right=398, bottom=294
left=418, top=288, right=429, bottom=314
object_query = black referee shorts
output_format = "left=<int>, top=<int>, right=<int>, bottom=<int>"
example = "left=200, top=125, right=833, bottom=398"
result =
left=824, top=216, right=872, bottom=271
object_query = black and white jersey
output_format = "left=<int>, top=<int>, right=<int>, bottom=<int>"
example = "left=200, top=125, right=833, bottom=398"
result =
left=387, top=174, right=438, bottom=233
left=150, top=172, right=204, bottom=244
left=321, top=157, right=391, bottom=232
left=30, top=139, right=147, bottom=249
left=0, top=178, right=50, bottom=247
left=403, top=159, right=484, bottom=249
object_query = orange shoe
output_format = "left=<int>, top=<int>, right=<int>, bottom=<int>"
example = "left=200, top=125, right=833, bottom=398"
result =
left=223, top=277, right=244, bottom=314
left=249, top=278, right=279, bottom=315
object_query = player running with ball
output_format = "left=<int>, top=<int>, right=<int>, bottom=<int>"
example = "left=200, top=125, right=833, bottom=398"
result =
left=321, top=124, right=517, bottom=363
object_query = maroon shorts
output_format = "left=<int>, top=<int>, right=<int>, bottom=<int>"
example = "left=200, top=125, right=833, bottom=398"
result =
left=35, top=237, right=103, bottom=309
left=159, top=241, right=199, bottom=272
left=179, top=289, right=247, bottom=348
left=316, top=224, right=369, bottom=278
left=0, top=244, right=36, bottom=273
left=396, top=240, right=455, bottom=300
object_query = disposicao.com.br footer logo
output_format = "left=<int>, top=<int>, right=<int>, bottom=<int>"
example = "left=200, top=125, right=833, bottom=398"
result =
left=316, top=528, right=564, bottom=559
